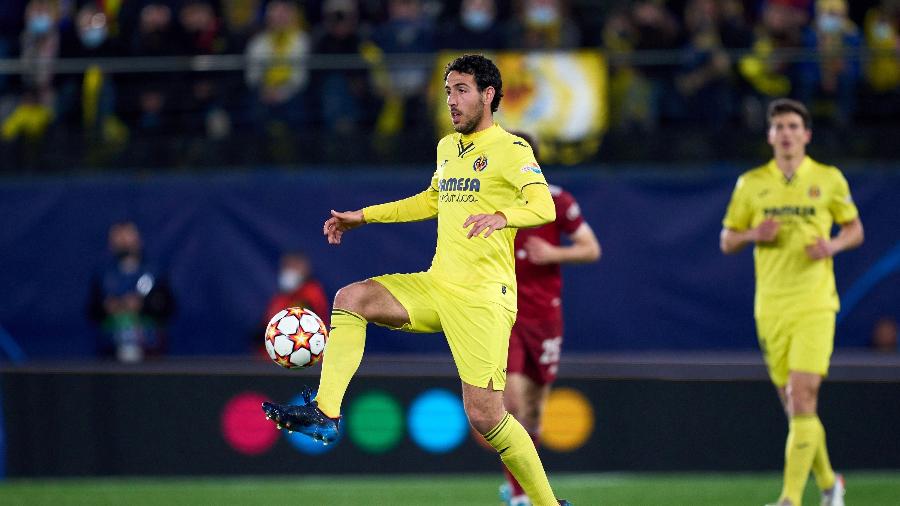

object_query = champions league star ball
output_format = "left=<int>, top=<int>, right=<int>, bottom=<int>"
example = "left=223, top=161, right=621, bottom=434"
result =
left=264, top=307, right=328, bottom=369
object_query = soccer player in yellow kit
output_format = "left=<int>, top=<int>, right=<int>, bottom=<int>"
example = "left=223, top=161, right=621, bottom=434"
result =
left=721, top=99, right=864, bottom=506
left=263, top=54, right=570, bottom=506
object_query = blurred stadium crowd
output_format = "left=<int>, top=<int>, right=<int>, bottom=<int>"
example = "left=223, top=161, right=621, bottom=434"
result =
left=0, top=0, right=899, bottom=170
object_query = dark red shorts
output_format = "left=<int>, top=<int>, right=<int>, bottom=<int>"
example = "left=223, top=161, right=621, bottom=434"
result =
left=507, top=316, right=563, bottom=385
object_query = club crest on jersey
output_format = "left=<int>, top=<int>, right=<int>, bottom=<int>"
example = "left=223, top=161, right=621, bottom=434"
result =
left=808, top=185, right=820, bottom=199
left=520, top=162, right=542, bottom=174
left=473, top=154, right=488, bottom=172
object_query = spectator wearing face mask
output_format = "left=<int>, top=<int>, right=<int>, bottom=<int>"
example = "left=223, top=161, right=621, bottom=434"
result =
left=260, top=251, right=330, bottom=353
left=796, top=0, right=861, bottom=127
left=504, top=0, right=582, bottom=50
left=863, top=0, right=900, bottom=94
left=55, top=1, right=128, bottom=149
left=438, top=0, right=505, bottom=50
left=18, top=0, right=57, bottom=105
left=1, top=0, right=56, bottom=165
left=87, top=221, right=176, bottom=362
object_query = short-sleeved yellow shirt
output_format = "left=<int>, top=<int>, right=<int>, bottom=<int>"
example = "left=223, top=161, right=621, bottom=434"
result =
left=723, top=156, right=859, bottom=317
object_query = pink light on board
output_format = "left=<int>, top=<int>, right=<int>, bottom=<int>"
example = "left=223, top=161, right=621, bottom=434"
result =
left=221, top=392, right=279, bottom=455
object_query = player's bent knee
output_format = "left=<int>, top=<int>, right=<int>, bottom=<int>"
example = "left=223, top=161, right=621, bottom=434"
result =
left=333, top=281, right=378, bottom=315
left=334, top=280, right=410, bottom=327
left=333, top=284, right=359, bottom=310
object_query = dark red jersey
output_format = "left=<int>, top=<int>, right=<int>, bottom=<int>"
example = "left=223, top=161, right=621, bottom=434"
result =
left=514, top=185, right=584, bottom=322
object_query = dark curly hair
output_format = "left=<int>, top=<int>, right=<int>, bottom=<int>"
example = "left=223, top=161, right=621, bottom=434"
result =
left=444, top=54, right=504, bottom=113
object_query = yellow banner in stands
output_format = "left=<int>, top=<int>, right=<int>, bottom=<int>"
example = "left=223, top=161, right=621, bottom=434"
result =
left=432, top=50, right=608, bottom=165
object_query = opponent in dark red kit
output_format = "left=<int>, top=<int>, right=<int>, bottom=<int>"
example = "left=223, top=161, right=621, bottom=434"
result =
left=501, top=134, right=602, bottom=506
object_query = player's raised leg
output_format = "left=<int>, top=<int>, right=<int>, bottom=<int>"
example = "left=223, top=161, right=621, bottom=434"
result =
left=262, top=279, right=409, bottom=441
left=464, top=382, right=559, bottom=506
left=316, top=280, right=410, bottom=416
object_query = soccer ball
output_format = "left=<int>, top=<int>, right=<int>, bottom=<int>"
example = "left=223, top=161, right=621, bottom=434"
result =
left=264, top=307, right=328, bottom=369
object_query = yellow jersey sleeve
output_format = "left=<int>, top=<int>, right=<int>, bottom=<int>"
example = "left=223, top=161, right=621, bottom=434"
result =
left=498, top=183, right=555, bottom=228
left=828, top=169, right=859, bottom=224
left=362, top=184, right=438, bottom=223
left=723, top=175, right=753, bottom=231
left=503, top=143, right=548, bottom=191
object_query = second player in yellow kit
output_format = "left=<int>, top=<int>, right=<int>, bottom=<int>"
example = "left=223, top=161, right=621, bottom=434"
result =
left=721, top=99, right=864, bottom=506
left=723, top=155, right=859, bottom=384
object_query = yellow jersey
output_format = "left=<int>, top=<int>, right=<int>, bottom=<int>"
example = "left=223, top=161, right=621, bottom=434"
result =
left=424, top=124, right=549, bottom=310
left=364, top=123, right=549, bottom=311
left=723, top=156, right=859, bottom=317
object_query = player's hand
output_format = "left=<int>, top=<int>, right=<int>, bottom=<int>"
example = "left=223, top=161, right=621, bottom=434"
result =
left=753, top=218, right=779, bottom=243
left=464, top=212, right=507, bottom=239
left=323, top=209, right=365, bottom=245
left=523, top=236, right=559, bottom=265
left=805, top=237, right=834, bottom=260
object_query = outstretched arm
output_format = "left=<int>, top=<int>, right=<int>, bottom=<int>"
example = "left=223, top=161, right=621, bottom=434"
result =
left=362, top=189, right=439, bottom=224
left=324, top=189, right=438, bottom=245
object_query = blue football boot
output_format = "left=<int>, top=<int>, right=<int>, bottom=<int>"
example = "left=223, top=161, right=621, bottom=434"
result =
left=557, top=501, right=572, bottom=505
left=261, top=388, right=340, bottom=444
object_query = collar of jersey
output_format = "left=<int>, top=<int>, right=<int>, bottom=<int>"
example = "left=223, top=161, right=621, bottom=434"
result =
left=767, top=155, right=812, bottom=182
left=459, top=123, right=501, bottom=142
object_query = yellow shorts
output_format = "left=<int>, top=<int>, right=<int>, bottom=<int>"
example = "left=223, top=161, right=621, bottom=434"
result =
left=371, top=271, right=516, bottom=390
left=755, top=310, right=836, bottom=387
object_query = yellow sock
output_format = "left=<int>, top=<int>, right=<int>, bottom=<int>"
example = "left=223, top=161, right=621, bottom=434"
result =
left=314, top=309, right=366, bottom=418
left=781, top=414, right=822, bottom=504
left=810, top=416, right=836, bottom=490
left=484, top=413, right=557, bottom=506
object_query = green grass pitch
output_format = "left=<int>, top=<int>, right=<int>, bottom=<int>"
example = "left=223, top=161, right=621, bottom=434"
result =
left=2, top=472, right=899, bottom=505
